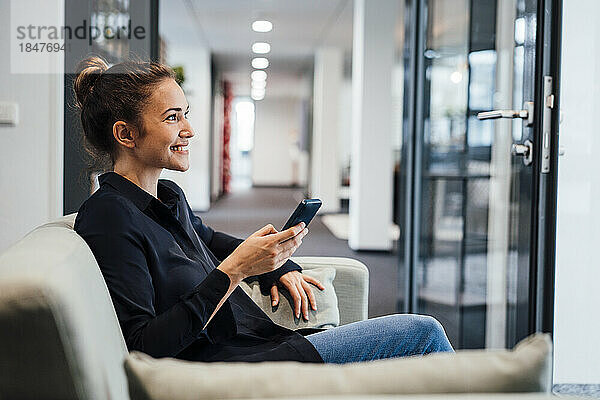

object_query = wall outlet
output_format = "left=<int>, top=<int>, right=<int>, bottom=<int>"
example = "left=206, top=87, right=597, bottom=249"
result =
left=0, top=102, right=19, bottom=126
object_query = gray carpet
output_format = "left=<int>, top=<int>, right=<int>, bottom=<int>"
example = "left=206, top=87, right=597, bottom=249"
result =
left=196, top=186, right=399, bottom=318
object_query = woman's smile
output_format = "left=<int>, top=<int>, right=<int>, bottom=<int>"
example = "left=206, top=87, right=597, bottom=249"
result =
left=170, top=143, right=189, bottom=154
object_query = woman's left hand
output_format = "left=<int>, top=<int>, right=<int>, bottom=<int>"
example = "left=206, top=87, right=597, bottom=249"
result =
left=271, top=271, right=325, bottom=320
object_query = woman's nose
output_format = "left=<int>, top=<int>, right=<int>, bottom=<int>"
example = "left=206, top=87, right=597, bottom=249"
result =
left=180, top=118, right=194, bottom=138
left=180, top=127, right=194, bottom=138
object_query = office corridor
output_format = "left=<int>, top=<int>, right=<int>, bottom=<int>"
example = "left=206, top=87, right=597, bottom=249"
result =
left=197, top=187, right=399, bottom=318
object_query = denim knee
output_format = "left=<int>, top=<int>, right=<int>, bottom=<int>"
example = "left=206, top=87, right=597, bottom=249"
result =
left=407, top=315, right=453, bottom=353
left=422, top=315, right=453, bottom=352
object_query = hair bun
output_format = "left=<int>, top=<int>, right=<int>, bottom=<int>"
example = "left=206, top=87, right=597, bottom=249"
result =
left=73, top=56, right=109, bottom=108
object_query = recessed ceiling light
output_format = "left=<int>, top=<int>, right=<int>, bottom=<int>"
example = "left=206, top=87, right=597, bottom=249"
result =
left=251, top=70, right=267, bottom=81
left=252, top=57, right=269, bottom=69
left=251, top=87, right=266, bottom=101
left=251, top=80, right=267, bottom=89
left=252, top=42, right=271, bottom=54
left=252, top=20, right=273, bottom=33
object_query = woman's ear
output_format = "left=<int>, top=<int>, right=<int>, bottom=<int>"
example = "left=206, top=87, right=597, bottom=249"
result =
left=112, top=121, right=137, bottom=150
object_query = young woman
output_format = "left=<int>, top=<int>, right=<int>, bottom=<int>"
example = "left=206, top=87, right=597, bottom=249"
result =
left=73, top=56, right=453, bottom=364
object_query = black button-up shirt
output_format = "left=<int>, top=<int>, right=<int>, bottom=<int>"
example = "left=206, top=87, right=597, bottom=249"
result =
left=74, top=172, right=323, bottom=363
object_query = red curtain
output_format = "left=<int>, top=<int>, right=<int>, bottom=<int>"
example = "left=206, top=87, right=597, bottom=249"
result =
left=221, top=81, right=232, bottom=194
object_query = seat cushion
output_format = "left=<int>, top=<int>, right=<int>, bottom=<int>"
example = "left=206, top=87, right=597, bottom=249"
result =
left=0, top=224, right=130, bottom=400
left=124, top=333, right=552, bottom=400
left=239, top=267, right=339, bottom=329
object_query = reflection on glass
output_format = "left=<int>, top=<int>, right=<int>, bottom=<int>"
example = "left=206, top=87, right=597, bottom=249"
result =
left=468, top=50, right=496, bottom=111
left=512, top=46, right=525, bottom=141
left=416, top=0, right=499, bottom=349
left=91, top=0, right=131, bottom=62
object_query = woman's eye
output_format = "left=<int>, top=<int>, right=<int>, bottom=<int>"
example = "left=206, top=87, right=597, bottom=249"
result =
left=184, top=111, right=190, bottom=119
left=165, top=114, right=177, bottom=121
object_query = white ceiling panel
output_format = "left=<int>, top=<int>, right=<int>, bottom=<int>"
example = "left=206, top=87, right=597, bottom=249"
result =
left=160, top=0, right=353, bottom=97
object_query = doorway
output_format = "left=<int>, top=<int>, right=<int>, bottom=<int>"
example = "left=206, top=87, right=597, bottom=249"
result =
left=399, top=0, right=561, bottom=350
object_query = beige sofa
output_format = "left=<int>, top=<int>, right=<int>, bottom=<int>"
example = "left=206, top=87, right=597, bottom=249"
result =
left=0, top=215, right=573, bottom=400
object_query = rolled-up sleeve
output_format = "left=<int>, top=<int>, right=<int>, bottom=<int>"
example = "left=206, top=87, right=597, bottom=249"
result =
left=75, top=199, right=234, bottom=358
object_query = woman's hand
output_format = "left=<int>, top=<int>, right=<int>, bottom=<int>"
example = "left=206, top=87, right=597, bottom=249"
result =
left=218, top=223, right=308, bottom=285
left=271, top=271, right=325, bottom=321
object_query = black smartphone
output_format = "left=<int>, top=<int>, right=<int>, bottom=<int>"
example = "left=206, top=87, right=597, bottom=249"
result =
left=281, top=199, right=322, bottom=231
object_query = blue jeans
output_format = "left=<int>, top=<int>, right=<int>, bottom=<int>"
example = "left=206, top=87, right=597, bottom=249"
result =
left=305, top=314, right=453, bottom=364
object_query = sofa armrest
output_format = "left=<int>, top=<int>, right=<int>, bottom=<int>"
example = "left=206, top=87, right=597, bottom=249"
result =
left=290, top=257, right=369, bottom=325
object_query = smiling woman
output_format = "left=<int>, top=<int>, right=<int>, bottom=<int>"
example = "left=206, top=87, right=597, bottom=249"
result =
left=73, top=56, right=178, bottom=175
left=109, top=77, right=194, bottom=180
left=72, top=55, right=324, bottom=362
left=72, top=55, right=453, bottom=365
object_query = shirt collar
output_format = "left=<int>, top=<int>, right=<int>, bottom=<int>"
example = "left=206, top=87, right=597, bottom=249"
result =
left=98, top=172, right=180, bottom=212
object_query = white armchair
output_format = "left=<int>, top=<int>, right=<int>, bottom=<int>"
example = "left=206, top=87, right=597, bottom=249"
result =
left=0, top=214, right=371, bottom=399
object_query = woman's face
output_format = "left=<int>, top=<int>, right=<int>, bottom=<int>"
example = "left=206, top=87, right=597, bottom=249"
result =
left=134, top=78, right=194, bottom=172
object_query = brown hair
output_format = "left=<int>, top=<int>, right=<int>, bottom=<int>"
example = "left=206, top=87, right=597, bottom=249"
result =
left=73, top=55, right=175, bottom=168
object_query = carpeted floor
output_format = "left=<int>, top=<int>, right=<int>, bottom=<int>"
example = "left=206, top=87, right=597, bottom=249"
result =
left=196, top=186, right=400, bottom=318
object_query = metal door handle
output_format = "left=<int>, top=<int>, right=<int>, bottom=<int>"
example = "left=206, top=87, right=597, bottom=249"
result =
left=477, top=102, right=534, bottom=126
left=511, top=139, right=533, bottom=166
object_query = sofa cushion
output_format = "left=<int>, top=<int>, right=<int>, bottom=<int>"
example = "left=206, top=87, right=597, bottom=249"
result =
left=0, top=282, right=82, bottom=399
left=124, top=333, right=552, bottom=400
left=0, top=225, right=130, bottom=400
left=239, top=267, right=339, bottom=329
left=291, top=257, right=368, bottom=325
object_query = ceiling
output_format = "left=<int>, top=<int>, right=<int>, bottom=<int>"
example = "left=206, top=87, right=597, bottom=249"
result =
left=160, top=0, right=354, bottom=98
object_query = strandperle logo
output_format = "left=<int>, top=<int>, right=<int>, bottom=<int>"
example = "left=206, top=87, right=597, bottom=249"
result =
left=15, top=19, right=147, bottom=46
left=10, top=0, right=149, bottom=74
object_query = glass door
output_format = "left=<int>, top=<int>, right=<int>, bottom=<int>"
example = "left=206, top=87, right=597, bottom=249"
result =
left=399, top=0, right=560, bottom=349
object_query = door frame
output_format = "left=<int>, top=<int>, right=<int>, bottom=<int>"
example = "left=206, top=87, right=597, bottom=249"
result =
left=399, top=0, right=562, bottom=347
left=531, top=0, right=562, bottom=338
left=399, top=0, right=425, bottom=314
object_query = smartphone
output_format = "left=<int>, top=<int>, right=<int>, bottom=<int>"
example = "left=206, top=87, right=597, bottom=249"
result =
left=281, top=199, right=322, bottom=231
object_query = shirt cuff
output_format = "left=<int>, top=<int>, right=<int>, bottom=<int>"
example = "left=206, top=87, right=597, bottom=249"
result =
left=257, top=259, right=302, bottom=289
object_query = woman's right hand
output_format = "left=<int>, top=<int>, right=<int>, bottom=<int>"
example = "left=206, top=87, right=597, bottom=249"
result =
left=217, top=223, right=308, bottom=285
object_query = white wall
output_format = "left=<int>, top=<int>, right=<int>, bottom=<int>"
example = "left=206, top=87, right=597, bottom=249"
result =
left=553, top=0, right=600, bottom=384
left=349, top=0, right=396, bottom=250
left=311, top=47, right=343, bottom=212
left=158, top=45, right=211, bottom=211
left=211, top=85, right=224, bottom=200
left=0, top=0, right=64, bottom=253
left=159, top=0, right=212, bottom=211
left=338, top=79, right=353, bottom=173
left=252, top=98, right=303, bottom=186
